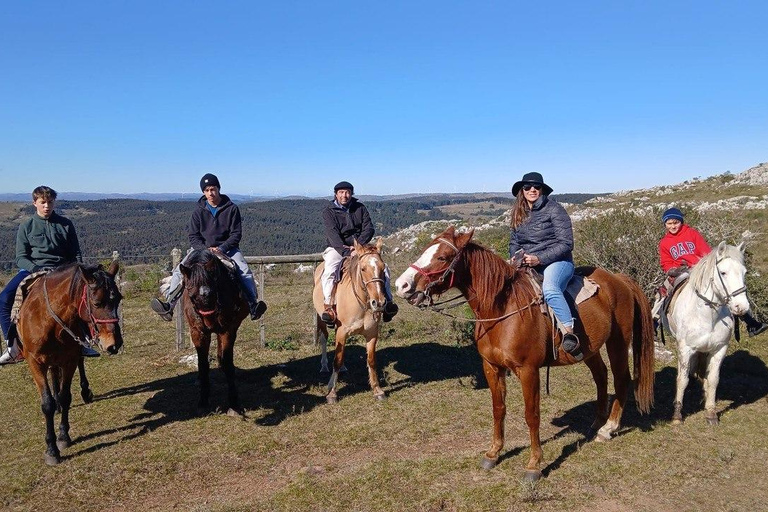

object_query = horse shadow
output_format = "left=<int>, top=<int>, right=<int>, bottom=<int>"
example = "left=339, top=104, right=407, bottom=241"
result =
left=63, top=340, right=486, bottom=459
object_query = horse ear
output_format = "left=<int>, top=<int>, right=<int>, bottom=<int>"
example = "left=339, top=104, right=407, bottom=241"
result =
left=353, top=239, right=363, bottom=253
left=108, top=260, right=119, bottom=277
left=375, top=237, right=383, bottom=252
left=455, top=228, right=475, bottom=249
left=81, top=265, right=98, bottom=282
left=444, top=226, right=456, bottom=239
left=716, top=241, right=727, bottom=257
left=180, top=263, right=191, bottom=278
left=737, top=241, right=746, bottom=254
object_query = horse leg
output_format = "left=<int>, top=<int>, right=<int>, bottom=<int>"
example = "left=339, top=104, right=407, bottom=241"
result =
left=702, top=345, right=727, bottom=425
left=29, top=361, right=61, bottom=465
left=317, top=315, right=330, bottom=373
left=78, top=357, right=94, bottom=403
left=326, top=326, right=348, bottom=404
left=192, top=331, right=212, bottom=412
left=217, top=332, right=242, bottom=417
left=672, top=344, right=695, bottom=424
left=597, top=335, right=632, bottom=441
left=479, top=359, right=507, bottom=471
left=365, top=331, right=385, bottom=400
left=56, top=363, right=77, bottom=451
left=583, top=352, right=609, bottom=436
left=519, top=365, right=543, bottom=481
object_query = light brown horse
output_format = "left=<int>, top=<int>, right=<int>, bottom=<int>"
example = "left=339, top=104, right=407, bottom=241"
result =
left=313, top=238, right=388, bottom=403
left=18, top=262, right=123, bottom=465
left=179, top=249, right=249, bottom=416
left=395, top=227, right=654, bottom=480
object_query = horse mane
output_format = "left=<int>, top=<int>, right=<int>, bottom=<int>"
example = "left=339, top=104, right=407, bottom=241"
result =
left=185, top=249, right=240, bottom=293
left=462, top=242, right=537, bottom=311
left=688, top=244, right=744, bottom=292
left=345, top=243, right=380, bottom=280
left=58, top=262, right=112, bottom=298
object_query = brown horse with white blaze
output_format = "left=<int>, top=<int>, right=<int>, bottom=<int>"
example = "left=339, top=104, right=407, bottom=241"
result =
left=313, top=238, right=388, bottom=403
left=18, top=262, right=123, bottom=465
left=395, top=227, right=654, bottom=480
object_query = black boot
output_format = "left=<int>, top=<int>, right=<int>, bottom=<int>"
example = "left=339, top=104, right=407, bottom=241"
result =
left=383, top=301, right=399, bottom=322
left=562, top=332, right=584, bottom=361
left=742, top=312, right=768, bottom=337
left=321, top=304, right=336, bottom=327
left=151, top=298, right=174, bottom=321
left=249, top=300, right=267, bottom=321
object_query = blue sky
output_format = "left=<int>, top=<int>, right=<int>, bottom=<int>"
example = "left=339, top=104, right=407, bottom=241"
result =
left=1, top=1, right=766, bottom=196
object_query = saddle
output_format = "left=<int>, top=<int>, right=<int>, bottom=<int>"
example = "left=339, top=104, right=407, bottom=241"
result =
left=524, top=268, right=600, bottom=334
left=10, top=270, right=50, bottom=324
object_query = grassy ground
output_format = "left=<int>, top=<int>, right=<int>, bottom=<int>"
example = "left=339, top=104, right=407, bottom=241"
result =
left=2, top=269, right=768, bottom=512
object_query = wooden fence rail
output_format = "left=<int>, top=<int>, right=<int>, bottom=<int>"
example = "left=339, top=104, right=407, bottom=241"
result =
left=170, top=249, right=324, bottom=350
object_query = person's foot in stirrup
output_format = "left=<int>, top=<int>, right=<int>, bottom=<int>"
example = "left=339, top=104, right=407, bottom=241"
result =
left=0, top=342, right=24, bottom=365
left=562, top=332, right=584, bottom=361
left=321, top=304, right=336, bottom=327
left=250, top=300, right=267, bottom=321
left=383, top=300, right=399, bottom=322
left=81, top=344, right=100, bottom=357
left=151, top=297, right=174, bottom=321
left=743, top=312, right=768, bottom=337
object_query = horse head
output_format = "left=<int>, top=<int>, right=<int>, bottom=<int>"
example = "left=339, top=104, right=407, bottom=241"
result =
left=353, top=238, right=387, bottom=312
left=395, top=226, right=474, bottom=307
left=714, top=241, right=749, bottom=316
left=81, top=260, right=123, bottom=354
left=180, top=250, right=225, bottom=317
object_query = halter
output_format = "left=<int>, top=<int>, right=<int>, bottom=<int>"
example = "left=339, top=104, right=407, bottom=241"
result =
left=43, top=274, right=120, bottom=347
left=694, top=257, right=748, bottom=310
left=409, top=237, right=464, bottom=296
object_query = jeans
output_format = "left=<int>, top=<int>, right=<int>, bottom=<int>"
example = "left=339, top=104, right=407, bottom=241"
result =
left=542, top=260, right=574, bottom=329
left=0, top=270, right=30, bottom=340
left=166, top=248, right=258, bottom=305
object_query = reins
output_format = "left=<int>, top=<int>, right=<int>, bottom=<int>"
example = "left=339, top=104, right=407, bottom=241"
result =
left=349, top=252, right=386, bottom=311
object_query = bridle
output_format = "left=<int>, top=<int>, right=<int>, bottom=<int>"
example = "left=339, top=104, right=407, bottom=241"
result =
left=409, top=237, right=464, bottom=298
left=352, top=252, right=387, bottom=309
left=43, top=273, right=120, bottom=346
left=695, top=257, right=748, bottom=310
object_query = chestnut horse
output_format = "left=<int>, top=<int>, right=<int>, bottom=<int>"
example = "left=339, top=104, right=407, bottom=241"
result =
left=179, top=249, right=248, bottom=415
left=312, top=239, right=388, bottom=403
left=19, top=262, right=123, bottom=465
left=395, top=227, right=654, bottom=480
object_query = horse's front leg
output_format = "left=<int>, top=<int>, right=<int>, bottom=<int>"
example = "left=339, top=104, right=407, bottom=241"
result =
left=326, top=325, right=349, bottom=404
left=364, top=329, right=385, bottom=401
left=56, top=362, right=78, bottom=452
left=191, top=329, right=212, bottom=412
left=672, top=343, right=695, bottom=424
left=217, top=331, right=241, bottom=417
left=479, top=359, right=507, bottom=470
left=702, top=345, right=728, bottom=425
left=519, top=365, right=543, bottom=481
left=77, top=357, right=94, bottom=403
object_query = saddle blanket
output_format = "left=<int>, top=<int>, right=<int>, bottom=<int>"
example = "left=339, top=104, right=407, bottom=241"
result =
left=10, top=270, right=50, bottom=324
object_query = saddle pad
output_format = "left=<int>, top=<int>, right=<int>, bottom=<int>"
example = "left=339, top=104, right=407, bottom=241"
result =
left=10, top=270, right=50, bottom=323
left=566, top=275, right=599, bottom=305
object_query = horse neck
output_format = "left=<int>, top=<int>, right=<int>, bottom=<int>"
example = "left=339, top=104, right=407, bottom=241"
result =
left=458, top=244, right=530, bottom=317
left=47, top=266, right=85, bottom=325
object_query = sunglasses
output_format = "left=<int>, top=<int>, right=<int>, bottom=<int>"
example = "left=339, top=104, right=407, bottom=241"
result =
left=522, top=184, right=542, bottom=192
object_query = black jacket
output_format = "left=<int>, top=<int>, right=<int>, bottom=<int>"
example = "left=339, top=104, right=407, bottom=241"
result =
left=323, top=198, right=374, bottom=257
left=509, top=195, right=573, bottom=269
left=188, top=195, right=242, bottom=253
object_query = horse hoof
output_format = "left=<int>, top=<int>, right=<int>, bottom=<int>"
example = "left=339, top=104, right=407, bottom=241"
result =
left=226, top=408, right=244, bottom=418
left=326, top=395, right=338, bottom=405
left=56, top=439, right=71, bottom=451
left=595, top=432, right=612, bottom=443
left=706, top=416, right=719, bottom=426
left=81, top=389, right=94, bottom=404
left=44, top=454, right=61, bottom=466
left=671, top=417, right=683, bottom=426
left=480, top=457, right=497, bottom=471
left=522, top=470, right=543, bottom=483
left=374, top=392, right=387, bottom=402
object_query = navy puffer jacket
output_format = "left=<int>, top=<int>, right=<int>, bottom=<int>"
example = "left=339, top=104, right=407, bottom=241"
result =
left=508, top=195, right=573, bottom=269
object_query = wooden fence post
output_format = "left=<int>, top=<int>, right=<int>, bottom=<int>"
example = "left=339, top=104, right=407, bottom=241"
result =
left=259, top=263, right=266, bottom=348
left=171, top=248, right=186, bottom=351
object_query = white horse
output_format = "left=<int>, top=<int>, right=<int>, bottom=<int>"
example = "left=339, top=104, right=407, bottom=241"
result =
left=663, top=241, right=750, bottom=425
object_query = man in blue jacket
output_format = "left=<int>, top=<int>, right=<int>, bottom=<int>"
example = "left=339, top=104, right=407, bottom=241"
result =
left=151, top=173, right=267, bottom=321
left=320, top=181, right=397, bottom=325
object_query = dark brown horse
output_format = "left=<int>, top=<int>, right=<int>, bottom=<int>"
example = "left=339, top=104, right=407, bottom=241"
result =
left=395, top=227, right=654, bottom=480
left=18, top=262, right=123, bottom=465
left=179, top=249, right=248, bottom=415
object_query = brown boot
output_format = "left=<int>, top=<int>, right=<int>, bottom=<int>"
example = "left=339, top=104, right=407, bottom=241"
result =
left=321, top=304, right=336, bottom=326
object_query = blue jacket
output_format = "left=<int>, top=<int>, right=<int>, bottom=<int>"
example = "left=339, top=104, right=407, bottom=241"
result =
left=188, top=195, right=242, bottom=253
left=509, top=195, right=573, bottom=269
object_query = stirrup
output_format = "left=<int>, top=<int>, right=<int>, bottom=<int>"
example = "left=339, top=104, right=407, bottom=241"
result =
left=561, top=333, right=584, bottom=361
left=151, top=298, right=174, bottom=321
left=0, top=343, right=24, bottom=365
left=321, top=304, right=336, bottom=326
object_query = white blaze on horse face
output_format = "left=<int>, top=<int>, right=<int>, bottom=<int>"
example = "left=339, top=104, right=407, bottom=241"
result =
left=395, top=243, right=440, bottom=297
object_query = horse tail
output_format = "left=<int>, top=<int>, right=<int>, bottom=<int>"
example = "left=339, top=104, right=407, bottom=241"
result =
left=620, top=274, right=655, bottom=414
